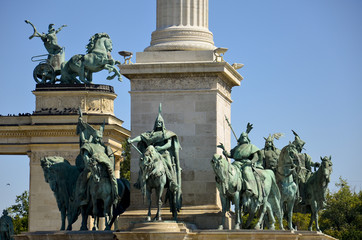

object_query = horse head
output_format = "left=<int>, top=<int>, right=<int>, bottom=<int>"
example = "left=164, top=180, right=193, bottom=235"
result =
left=86, top=154, right=102, bottom=183
left=86, top=32, right=112, bottom=54
left=319, top=156, right=333, bottom=184
left=141, top=145, right=164, bottom=178
left=40, top=156, right=68, bottom=192
left=279, top=143, right=299, bottom=168
left=211, top=154, right=229, bottom=186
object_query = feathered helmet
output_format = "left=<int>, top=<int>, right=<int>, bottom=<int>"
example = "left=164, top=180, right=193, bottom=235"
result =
left=153, top=103, right=166, bottom=132
left=264, top=133, right=283, bottom=149
left=292, top=130, right=305, bottom=151
left=238, top=122, right=253, bottom=144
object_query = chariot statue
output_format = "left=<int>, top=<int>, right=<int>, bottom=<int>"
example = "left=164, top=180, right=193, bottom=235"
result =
left=25, top=20, right=66, bottom=84
left=26, top=21, right=121, bottom=84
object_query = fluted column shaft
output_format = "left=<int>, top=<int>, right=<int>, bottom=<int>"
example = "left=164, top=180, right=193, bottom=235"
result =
left=145, top=0, right=215, bottom=51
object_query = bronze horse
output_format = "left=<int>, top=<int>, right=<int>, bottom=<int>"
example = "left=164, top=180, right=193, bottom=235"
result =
left=211, top=154, right=284, bottom=230
left=60, top=33, right=121, bottom=84
left=276, top=143, right=299, bottom=230
left=303, top=156, right=332, bottom=231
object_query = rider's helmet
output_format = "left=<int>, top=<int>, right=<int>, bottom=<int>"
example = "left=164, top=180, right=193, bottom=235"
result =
left=292, top=130, right=305, bottom=153
left=153, top=103, right=166, bottom=132
left=48, top=24, right=55, bottom=33
left=237, top=132, right=250, bottom=144
left=264, top=134, right=275, bottom=150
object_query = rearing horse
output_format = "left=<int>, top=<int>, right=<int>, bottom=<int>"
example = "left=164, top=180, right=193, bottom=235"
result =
left=60, top=32, right=121, bottom=84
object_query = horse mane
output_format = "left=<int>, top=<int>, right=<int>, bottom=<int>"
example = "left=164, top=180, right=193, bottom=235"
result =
left=86, top=32, right=110, bottom=53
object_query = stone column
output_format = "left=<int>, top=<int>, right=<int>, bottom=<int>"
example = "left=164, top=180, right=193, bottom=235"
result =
left=118, top=0, right=243, bottom=230
left=145, top=0, right=215, bottom=51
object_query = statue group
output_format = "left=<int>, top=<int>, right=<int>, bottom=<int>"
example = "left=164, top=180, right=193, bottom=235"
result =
left=40, top=109, right=130, bottom=231
left=212, top=122, right=333, bottom=231
left=26, top=22, right=332, bottom=233
left=25, top=21, right=121, bottom=84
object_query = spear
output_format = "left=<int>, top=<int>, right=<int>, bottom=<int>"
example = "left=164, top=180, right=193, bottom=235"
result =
left=225, top=116, right=238, bottom=141
left=128, top=140, right=143, bottom=156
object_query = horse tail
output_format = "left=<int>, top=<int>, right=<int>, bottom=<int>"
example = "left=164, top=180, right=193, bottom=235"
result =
left=270, top=172, right=281, bottom=200
left=118, top=178, right=131, bottom=211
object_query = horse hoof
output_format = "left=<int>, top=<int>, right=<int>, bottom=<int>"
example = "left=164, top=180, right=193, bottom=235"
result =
left=254, top=223, right=261, bottom=230
left=235, top=224, right=240, bottom=230
left=80, top=227, right=88, bottom=231
left=218, top=225, right=223, bottom=230
left=146, top=216, right=151, bottom=222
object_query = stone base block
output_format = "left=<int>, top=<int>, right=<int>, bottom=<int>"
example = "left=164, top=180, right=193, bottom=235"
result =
left=13, top=231, right=114, bottom=240
left=115, top=205, right=234, bottom=230
left=13, top=230, right=337, bottom=240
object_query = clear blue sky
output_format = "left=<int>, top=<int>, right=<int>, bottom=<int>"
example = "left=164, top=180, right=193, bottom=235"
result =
left=0, top=0, right=361, bottom=211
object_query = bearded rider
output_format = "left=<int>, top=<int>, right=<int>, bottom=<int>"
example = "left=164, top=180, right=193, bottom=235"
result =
left=260, top=133, right=283, bottom=172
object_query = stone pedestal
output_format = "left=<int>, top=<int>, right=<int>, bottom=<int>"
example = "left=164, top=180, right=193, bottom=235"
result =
left=119, top=50, right=242, bottom=228
left=0, top=84, right=130, bottom=231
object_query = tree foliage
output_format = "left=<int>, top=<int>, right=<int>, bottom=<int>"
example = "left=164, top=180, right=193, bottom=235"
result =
left=119, top=139, right=131, bottom=181
left=320, top=177, right=362, bottom=240
left=6, top=190, right=29, bottom=234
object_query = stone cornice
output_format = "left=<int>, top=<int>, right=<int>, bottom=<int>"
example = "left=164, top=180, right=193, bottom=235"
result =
left=119, top=61, right=243, bottom=87
left=0, top=115, right=130, bottom=154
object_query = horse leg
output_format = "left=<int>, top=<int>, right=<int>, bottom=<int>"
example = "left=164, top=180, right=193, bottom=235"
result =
left=80, top=205, right=88, bottom=231
left=60, top=207, right=66, bottom=230
left=315, top=207, right=320, bottom=232
left=308, top=201, right=318, bottom=231
left=66, top=213, right=73, bottom=231
left=234, top=192, right=241, bottom=230
left=218, top=194, right=227, bottom=230
left=255, top=197, right=269, bottom=230
left=86, top=71, right=93, bottom=83
left=286, top=198, right=295, bottom=230
left=105, top=65, right=122, bottom=82
left=92, top=197, right=98, bottom=231
left=265, top=203, right=276, bottom=230
left=79, top=63, right=86, bottom=83
left=104, top=197, right=111, bottom=230
left=146, top=188, right=152, bottom=222
left=155, top=186, right=164, bottom=221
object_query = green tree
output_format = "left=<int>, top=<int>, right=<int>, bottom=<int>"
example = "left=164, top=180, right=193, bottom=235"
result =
left=6, top=190, right=29, bottom=234
left=119, top=139, right=130, bottom=180
left=320, top=177, right=362, bottom=240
